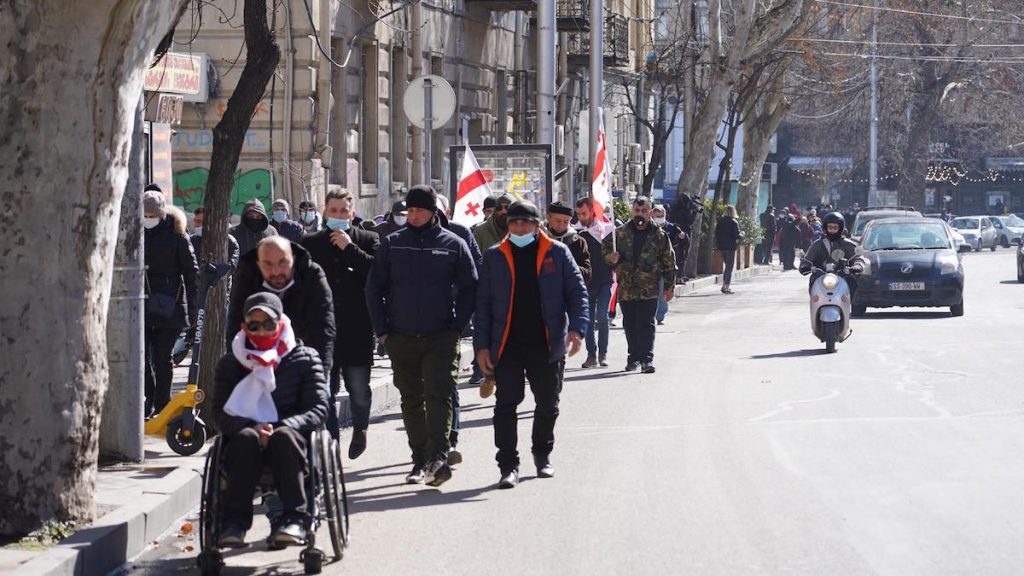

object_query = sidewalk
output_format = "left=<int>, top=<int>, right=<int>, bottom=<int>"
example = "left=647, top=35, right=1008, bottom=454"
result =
left=3, top=341, right=473, bottom=576
left=674, top=263, right=773, bottom=297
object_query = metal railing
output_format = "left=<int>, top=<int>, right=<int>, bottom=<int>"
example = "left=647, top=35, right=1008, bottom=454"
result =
left=566, top=14, right=630, bottom=66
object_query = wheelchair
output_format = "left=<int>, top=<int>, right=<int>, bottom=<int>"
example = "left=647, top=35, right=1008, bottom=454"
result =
left=196, top=427, right=350, bottom=575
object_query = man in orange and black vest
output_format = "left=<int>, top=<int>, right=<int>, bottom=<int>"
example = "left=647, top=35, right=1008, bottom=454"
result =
left=475, top=201, right=589, bottom=489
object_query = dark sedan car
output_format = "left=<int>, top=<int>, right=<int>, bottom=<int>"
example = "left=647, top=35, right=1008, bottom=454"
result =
left=854, top=218, right=965, bottom=317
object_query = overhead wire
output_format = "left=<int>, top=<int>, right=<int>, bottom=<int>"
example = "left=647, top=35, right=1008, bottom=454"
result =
left=814, top=0, right=1024, bottom=26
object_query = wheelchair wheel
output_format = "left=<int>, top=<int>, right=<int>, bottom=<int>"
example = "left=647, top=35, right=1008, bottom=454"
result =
left=167, top=417, right=206, bottom=456
left=317, top=434, right=349, bottom=560
left=197, top=438, right=224, bottom=575
left=300, top=548, right=325, bottom=574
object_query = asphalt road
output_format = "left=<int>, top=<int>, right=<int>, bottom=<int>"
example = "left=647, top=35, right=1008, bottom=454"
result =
left=129, top=248, right=1024, bottom=576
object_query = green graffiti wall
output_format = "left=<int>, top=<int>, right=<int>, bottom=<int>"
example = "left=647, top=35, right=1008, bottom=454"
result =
left=173, top=168, right=273, bottom=215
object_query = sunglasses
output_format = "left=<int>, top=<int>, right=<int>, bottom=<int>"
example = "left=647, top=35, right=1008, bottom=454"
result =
left=245, top=319, right=279, bottom=332
left=495, top=205, right=510, bottom=212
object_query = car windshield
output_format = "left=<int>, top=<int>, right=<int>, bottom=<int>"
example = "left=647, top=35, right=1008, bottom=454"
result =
left=950, top=218, right=979, bottom=230
left=854, top=214, right=896, bottom=235
left=1001, top=215, right=1024, bottom=227
left=863, top=222, right=952, bottom=250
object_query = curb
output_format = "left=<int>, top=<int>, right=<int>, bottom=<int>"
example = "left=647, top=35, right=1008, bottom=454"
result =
left=13, top=468, right=202, bottom=576
left=674, top=264, right=772, bottom=296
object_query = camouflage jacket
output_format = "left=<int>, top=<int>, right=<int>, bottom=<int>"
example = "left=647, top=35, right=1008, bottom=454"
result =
left=602, top=223, right=677, bottom=301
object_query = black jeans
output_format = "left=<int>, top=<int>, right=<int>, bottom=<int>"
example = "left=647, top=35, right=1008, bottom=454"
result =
left=720, top=250, right=736, bottom=285
left=759, top=237, right=774, bottom=264
left=144, top=324, right=180, bottom=413
left=327, top=363, right=372, bottom=437
left=780, top=244, right=796, bottom=270
left=493, top=344, right=564, bottom=473
left=619, top=299, right=658, bottom=363
left=676, top=235, right=691, bottom=278
left=223, top=426, right=308, bottom=530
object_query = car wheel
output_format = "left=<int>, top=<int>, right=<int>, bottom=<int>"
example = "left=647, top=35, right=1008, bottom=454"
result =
left=852, top=305, right=867, bottom=317
left=950, top=301, right=964, bottom=317
left=1002, top=236, right=1011, bottom=248
left=975, top=239, right=983, bottom=252
left=991, top=239, right=997, bottom=251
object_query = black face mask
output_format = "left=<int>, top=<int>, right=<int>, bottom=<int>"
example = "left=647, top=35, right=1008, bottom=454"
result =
left=632, top=215, right=648, bottom=228
left=244, top=216, right=268, bottom=233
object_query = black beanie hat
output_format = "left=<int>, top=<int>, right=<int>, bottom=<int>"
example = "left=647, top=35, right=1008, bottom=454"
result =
left=483, top=196, right=498, bottom=210
left=548, top=200, right=573, bottom=217
left=507, top=201, right=541, bottom=223
left=406, top=185, right=437, bottom=212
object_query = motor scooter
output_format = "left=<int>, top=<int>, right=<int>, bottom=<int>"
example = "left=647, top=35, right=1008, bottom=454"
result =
left=145, top=261, right=231, bottom=455
left=805, top=249, right=858, bottom=353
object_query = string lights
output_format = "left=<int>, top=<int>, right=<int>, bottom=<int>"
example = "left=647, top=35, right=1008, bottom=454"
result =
left=787, top=165, right=1024, bottom=186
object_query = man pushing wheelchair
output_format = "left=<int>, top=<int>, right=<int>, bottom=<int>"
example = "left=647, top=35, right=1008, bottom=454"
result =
left=211, top=291, right=329, bottom=549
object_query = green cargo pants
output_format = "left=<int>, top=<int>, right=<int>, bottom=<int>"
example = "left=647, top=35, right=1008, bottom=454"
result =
left=385, top=330, right=460, bottom=464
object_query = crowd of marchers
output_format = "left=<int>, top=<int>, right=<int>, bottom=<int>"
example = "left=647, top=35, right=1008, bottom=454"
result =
left=138, top=183, right=683, bottom=548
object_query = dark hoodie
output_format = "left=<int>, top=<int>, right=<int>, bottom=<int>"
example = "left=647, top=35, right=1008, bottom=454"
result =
left=544, top=224, right=592, bottom=284
left=145, top=206, right=199, bottom=329
left=229, top=198, right=278, bottom=258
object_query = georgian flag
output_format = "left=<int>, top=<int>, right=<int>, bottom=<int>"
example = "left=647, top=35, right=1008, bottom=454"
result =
left=589, top=108, right=615, bottom=240
left=453, top=145, right=493, bottom=227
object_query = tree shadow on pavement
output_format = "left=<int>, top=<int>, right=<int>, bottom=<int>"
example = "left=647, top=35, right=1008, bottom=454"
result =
left=749, top=349, right=828, bottom=359
left=563, top=371, right=631, bottom=382
left=348, top=482, right=518, bottom=514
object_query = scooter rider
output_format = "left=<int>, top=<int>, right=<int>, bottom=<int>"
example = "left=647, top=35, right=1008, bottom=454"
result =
left=799, top=212, right=865, bottom=293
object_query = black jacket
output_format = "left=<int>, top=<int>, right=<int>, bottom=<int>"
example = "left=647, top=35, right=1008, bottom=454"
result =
left=580, top=225, right=614, bottom=287
left=545, top=225, right=592, bottom=284
left=190, top=232, right=240, bottom=271
left=145, top=208, right=199, bottom=329
left=799, top=236, right=865, bottom=275
left=271, top=218, right=305, bottom=243
left=366, top=217, right=478, bottom=338
left=229, top=199, right=278, bottom=258
left=715, top=217, right=742, bottom=251
left=374, top=217, right=403, bottom=242
left=212, top=343, right=328, bottom=436
left=439, top=211, right=483, bottom=267
left=302, top=227, right=380, bottom=367
left=227, top=242, right=336, bottom=374
left=759, top=211, right=777, bottom=240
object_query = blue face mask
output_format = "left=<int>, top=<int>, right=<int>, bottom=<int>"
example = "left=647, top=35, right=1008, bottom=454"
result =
left=326, top=218, right=350, bottom=231
left=509, top=233, right=536, bottom=248
left=272, top=210, right=288, bottom=223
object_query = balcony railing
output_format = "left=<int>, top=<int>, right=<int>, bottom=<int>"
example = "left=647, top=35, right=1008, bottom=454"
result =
left=566, top=14, right=629, bottom=68
left=556, top=0, right=591, bottom=31
left=465, top=0, right=537, bottom=11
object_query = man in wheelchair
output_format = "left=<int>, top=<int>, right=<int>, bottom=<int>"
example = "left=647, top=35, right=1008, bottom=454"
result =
left=212, top=292, right=329, bottom=549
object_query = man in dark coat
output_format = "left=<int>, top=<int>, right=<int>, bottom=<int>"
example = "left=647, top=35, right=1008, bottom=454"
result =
left=230, top=198, right=278, bottom=258
left=212, top=292, right=329, bottom=549
left=575, top=197, right=615, bottom=368
left=543, top=201, right=592, bottom=284
left=374, top=199, right=408, bottom=241
left=302, top=188, right=380, bottom=454
left=366, top=185, right=477, bottom=487
left=227, top=236, right=336, bottom=379
left=475, top=201, right=589, bottom=489
left=652, top=204, right=682, bottom=324
left=190, top=207, right=240, bottom=271
left=270, top=199, right=305, bottom=243
left=780, top=214, right=801, bottom=270
left=758, top=204, right=777, bottom=265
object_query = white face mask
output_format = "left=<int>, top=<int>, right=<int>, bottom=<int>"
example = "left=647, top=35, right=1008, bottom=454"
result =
left=143, top=217, right=161, bottom=229
left=394, top=215, right=408, bottom=226
left=194, top=227, right=203, bottom=237
left=653, top=217, right=666, bottom=225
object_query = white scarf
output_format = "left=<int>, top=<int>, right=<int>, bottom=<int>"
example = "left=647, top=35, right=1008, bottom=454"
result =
left=224, top=315, right=297, bottom=423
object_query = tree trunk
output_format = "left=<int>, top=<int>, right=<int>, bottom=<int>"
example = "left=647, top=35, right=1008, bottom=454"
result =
left=0, top=0, right=187, bottom=535
left=737, top=71, right=788, bottom=217
left=896, top=92, right=942, bottom=211
left=196, top=0, right=282, bottom=417
left=703, top=113, right=741, bottom=272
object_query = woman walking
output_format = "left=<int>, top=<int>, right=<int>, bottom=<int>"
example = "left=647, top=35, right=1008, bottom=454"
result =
left=143, top=187, right=199, bottom=417
left=715, top=205, right=742, bottom=294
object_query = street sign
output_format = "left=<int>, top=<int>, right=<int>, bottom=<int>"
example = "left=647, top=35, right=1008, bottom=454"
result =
left=403, top=75, right=456, bottom=130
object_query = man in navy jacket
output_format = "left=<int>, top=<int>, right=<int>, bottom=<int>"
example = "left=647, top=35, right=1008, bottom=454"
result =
left=365, top=185, right=477, bottom=487
left=475, top=201, right=589, bottom=489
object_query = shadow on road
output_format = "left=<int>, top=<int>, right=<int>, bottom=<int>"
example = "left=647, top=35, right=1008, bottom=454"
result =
left=563, top=371, right=629, bottom=382
left=999, top=280, right=1021, bottom=285
left=349, top=484, right=499, bottom=513
left=857, top=311, right=953, bottom=320
left=749, top=349, right=827, bottom=359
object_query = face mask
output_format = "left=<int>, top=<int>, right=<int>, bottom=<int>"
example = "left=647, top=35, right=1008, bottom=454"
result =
left=262, top=278, right=295, bottom=294
left=653, top=217, right=666, bottom=225
left=244, top=217, right=268, bottom=232
left=326, top=218, right=350, bottom=231
left=143, top=217, right=160, bottom=229
left=509, top=233, right=536, bottom=248
left=194, top=227, right=203, bottom=237
left=300, top=211, right=316, bottom=224
left=393, top=215, right=408, bottom=227
left=272, top=210, right=288, bottom=223
left=245, top=322, right=284, bottom=351
left=632, top=215, right=648, bottom=227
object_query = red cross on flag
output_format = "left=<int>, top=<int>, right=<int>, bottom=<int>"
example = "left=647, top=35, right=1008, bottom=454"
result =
left=591, top=108, right=613, bottom=226
left=453, top=145, right=493, bottom=227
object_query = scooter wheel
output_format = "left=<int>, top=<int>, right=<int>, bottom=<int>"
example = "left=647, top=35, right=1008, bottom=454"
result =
left=167, top=417, right=207, bottom=456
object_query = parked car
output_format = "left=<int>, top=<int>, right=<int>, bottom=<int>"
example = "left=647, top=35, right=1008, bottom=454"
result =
left=851, top=207, right=922, bottom=243
left=854, top=217, right=965, bottom=317
left=949, top=216, right=998, bottom=252
left=992, top=215, right=1024, bottom=247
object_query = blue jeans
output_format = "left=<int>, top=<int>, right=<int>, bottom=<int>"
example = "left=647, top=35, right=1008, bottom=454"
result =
left=586, top=283, right=612, bottom=358
left=656, top=279, right=669, bottom=323
left=328, top=364, right=372, bottom=435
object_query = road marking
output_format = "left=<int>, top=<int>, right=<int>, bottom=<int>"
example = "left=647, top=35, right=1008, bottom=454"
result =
left=748, top=389, right=842, bottom=422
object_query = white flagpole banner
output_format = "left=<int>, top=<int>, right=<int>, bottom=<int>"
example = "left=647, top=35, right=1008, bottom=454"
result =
left=453, top=145, right=493, bottom=227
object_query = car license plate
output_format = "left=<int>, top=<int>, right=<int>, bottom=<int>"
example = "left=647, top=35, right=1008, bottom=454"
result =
left=889, top=282, right=925, bottom=291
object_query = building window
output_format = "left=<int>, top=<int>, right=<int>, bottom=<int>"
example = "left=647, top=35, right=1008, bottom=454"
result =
left=361, top=43, right=380, bottom=185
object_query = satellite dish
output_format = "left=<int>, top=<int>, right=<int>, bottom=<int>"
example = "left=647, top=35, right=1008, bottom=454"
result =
left=403, top=75, right=456, bottom=130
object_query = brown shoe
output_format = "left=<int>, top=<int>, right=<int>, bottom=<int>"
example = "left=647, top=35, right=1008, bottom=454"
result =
left=479, top=375, right=496, bottom=399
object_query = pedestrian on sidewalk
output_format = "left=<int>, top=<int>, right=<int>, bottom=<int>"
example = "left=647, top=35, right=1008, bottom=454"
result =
left=297, top=199, right=322, bottom=235
left=475, top=201, right=588, bottom=489
left=302, top=188, right=379, bottom=457
left=758, top=204, right=777, bottom=265
left=190, top=207, right=240, bottom=272
left=227, top=237, right=335, bottom=389
left=374, top=199, right=408, bottom=240
left=212, top=292, right=329, bottom=549
left=472, top=193, right=514, bottom=251
left=603, top=196, right=677, bottom=373
left=229, top=198, right=278, bottom=258
left=366, top=185, right=477, bottom=487
left=576, top=197, right=614, bottom=368
left=653, top=204, right=682, bottom=324
left=544, top=200, right=592, bottom=284
left=780, top=214, right=800, bottom=271
left=270, top=199, right=305, bottom=243
left=716, top=205, right=742, bottom=294
left=143, top=187, right=198, bottom=417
